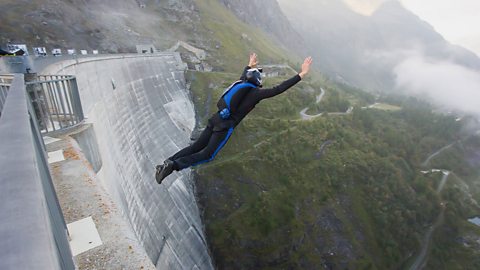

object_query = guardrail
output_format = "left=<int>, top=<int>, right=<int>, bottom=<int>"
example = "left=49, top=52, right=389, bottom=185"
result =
left=26, top=75, right=84, bottom=134
left=0, top=75, right=14, bottom=118
left=0, top=74, right=75, bottom=269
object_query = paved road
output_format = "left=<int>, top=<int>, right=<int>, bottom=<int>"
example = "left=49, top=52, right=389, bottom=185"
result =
left=421, top=142, right=457, bottom=167
left=409, top=143, right=457, bottom=270
left=409, top=171, right=450, bottom=270
left=299, top=87, right=325, bottom=120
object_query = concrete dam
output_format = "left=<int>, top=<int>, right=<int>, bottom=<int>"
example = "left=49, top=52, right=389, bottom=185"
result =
left=41, top=54, right=214, bottom=269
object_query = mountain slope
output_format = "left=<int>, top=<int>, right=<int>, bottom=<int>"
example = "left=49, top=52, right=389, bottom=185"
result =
left=276, top=0, right=480, bottom=92
left=218, top=0, right=306, bottom=55
left=0, top=0, right=199, bottom=52
left=0, top=0, right=292, bottom=68
left=191, top=71, right=480, bottom=268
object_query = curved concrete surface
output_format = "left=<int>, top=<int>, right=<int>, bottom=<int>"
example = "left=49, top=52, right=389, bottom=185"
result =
left=44, top=54, right=213, bottom=269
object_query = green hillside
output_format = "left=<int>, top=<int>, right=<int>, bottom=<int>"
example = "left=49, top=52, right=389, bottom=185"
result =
left=194, top=0, right=296, bottom=71
left=190, top=72, right=480, bottom=269
left=186, top=1, right=480, bottom=269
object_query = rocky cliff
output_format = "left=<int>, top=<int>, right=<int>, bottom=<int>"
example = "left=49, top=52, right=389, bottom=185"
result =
left=218, top=0, right=305, bottom=54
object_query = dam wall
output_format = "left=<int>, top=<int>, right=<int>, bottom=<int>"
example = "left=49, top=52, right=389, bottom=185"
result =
left=43, top=54, right=213, bottom=269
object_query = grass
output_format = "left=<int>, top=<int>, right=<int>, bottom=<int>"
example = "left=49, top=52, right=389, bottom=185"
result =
left=369, top=103, right=402, bottom=111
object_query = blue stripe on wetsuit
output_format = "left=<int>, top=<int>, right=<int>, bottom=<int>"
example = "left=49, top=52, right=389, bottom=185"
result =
left=222, top=82, right=256, bottom=111
left=191, top=127, right=235, bottom=167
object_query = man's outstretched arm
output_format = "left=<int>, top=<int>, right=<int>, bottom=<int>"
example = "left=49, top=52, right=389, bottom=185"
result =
left=256, top=57, right=313, bottom=100
left=240, top=53, right=259, bottom=80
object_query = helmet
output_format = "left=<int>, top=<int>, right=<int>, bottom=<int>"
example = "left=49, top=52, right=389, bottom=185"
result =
left=245, top=68, right=263, bottom=87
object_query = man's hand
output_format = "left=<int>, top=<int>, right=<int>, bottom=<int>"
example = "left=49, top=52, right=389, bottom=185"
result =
left=248, top=53, right=258, bottom=68
left=299, top=57, right=313, bottom=79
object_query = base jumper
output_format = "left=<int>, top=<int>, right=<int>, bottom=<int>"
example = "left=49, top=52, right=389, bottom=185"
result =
left=155, top=53, right=313, bottom=184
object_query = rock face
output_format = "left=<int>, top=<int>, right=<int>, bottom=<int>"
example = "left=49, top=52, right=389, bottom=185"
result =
left=0, top=0, right=200, bottom=53
left=219, top=0, right=306, bottom=53
left=43, top=53, right=213, bottom=269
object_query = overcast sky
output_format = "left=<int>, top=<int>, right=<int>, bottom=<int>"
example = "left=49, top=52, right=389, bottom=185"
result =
left=344, top=0, right=480, bottom=56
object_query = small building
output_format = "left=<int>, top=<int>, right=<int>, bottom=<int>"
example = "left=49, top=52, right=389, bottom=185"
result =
left=80, top=50, right=88, bottom=55
left=92, top=50, right=99, bottom=55
left=136, top=44, right=156, bottom=54
left=67, top=49, right=76, bottom=55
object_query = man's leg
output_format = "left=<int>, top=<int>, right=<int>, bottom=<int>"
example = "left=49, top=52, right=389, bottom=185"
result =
left=156, top=123, right=217, bottom=184
left=173, top=127, right=234, bottom=170
left=156, top=126, right=234, bottom=184
left=168, top=124, right=213, bottom=161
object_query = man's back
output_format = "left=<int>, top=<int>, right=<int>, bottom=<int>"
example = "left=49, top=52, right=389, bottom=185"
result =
left=230, top=74, right=302, bottom=125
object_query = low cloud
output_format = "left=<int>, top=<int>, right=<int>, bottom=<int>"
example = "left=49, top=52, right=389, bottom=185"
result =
left=393, top=52, right=480, bottom=117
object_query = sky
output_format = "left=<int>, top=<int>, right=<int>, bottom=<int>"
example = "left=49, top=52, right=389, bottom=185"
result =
left=344, top=0, right=480, bottom=56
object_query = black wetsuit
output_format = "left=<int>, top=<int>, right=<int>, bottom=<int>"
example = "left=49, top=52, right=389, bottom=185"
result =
left=170, top=66, right=302, bottom=171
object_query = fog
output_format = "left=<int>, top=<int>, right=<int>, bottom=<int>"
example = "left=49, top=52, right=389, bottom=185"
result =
left=394, top=51, right=480, bottom=117
left=341, top=0, right=480, bottom=55
left=400, top=0, right=480, bottom=56
left=277, top=0, right=480, bottom=117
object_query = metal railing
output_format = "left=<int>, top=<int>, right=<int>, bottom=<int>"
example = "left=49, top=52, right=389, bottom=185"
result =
left=0, top=75, right=14, bottom=118
left=26, top=75, right=84, bottom=134
left=0, top=74, right=75, bottom=269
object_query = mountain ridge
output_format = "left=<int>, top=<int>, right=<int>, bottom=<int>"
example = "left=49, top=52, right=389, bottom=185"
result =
left=276, top=0, right=480, bottom=92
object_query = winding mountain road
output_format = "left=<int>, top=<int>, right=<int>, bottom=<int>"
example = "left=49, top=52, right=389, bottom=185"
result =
left=300, top=87, right=325, bottom=120
left=421, top=142, right=457, bottom=167
left=409, top=130, right=480, bottom=269
left=409, top=170, right=450, bottom=270
left=297, top=85, right=474, bottom=269
left=299, top=87, right=354, bottom=120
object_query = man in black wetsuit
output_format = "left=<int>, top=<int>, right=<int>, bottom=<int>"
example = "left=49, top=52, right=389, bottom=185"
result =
left=155, top=53, right=313, bottom=184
